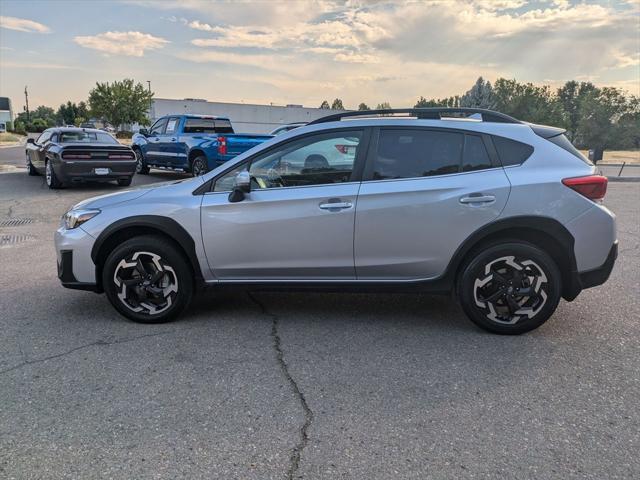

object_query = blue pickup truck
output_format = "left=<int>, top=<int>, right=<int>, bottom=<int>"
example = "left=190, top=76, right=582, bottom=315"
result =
left=131, top=115, right=272, bottom=176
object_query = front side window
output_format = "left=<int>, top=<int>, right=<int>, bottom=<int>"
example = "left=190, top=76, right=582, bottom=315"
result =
left=36, top=131, right=51, bottom=144
left=212, top=130, right=363, bottom=192
left=373, top=129, right=463, bottom=180
left=149, top=118, right=167, bottom=135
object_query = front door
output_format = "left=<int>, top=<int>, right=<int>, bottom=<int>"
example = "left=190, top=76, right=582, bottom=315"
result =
left=355, top=128, right=511, bottom=280
left=144, top=118, right=168, bottom=165
left=26, top=130, right=52, bottom=173
left=200, top=129, right=368, bottom=280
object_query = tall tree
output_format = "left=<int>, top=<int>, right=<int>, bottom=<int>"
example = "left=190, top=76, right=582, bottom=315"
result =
left=460, top=77, right=496, bottom=109
left=88, top=79, right=153, bottom=129
left=331, top=98, right=344, bottom=110
left=556, top=81, right=598, bottom=141
left=493, top=78, right=563, bottom=125
left=577, top=87, right=632, bottom=153
left=358, top=102, right=370, bottom=111
left=319, top=100, right=330, bottom=109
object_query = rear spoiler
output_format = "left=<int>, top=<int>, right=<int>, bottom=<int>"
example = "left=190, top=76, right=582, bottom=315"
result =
left=527, top=123, right=566, bottom=139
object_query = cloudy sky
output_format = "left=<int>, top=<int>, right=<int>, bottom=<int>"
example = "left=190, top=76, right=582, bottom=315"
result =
left=0, top=0, right=638, bottom=111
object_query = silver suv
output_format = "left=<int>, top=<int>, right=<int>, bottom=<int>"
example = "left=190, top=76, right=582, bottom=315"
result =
left=55, top=108, right=617, bottom=334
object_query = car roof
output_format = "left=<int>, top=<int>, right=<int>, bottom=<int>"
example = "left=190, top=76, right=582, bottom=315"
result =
left=47, top=127, right=108, bottom=134
left=159, top=114, right=230, bottom=120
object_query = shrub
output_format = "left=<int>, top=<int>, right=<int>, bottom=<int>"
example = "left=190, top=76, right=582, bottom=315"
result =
left=116, top=130, right=133, bottom=139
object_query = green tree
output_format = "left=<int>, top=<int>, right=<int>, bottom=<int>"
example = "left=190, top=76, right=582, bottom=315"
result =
left=331, top=98, right=344, bottom=110
left=493, top=78, right=563, bottom=125
left=577, top=87, right=632, bottom=154
left=88, top=79, right=153, bottom=129
left=358, top=103, right=370, bottom=111
left=556, top=81, right=598, bottom=141
left=319, top=100, right=330, bottom=109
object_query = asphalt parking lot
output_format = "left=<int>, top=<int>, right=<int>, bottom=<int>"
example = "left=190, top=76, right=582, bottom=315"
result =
left=1, top=144, right=639, bottom=479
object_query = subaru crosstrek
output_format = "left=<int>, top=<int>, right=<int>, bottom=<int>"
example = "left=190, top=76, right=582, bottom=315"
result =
left=55, top=108, right=617, bottom=334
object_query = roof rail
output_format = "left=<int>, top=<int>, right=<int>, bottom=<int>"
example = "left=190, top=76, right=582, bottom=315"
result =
left=308, top=108, right=522, bottom=125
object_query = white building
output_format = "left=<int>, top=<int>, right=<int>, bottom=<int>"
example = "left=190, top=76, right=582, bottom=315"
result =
left=0, top=97, right=13, bottom=128
left=148, top=98, right=344, bottom=134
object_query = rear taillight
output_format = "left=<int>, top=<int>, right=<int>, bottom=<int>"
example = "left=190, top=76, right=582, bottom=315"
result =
left=217, top=136, right=227, bottom=156
left=562, top=175, right=608, bottom=201
left=62, top=153, right=91, bottom=159
left=108, top=154, right=134, bottom=160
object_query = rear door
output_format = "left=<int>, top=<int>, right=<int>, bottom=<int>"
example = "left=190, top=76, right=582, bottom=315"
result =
left=159, top=116, right=183, bottom=167
left=200, top=128, right=368, bottom=280
left=354, top=127, right=511, bottom=280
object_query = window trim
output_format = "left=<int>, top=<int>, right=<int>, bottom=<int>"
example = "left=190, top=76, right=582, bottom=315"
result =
left=197, top=126, right=372, bottom=195
left=362, top=126, right=500, bottom=182
left=164, top=116, right=181, bottom=135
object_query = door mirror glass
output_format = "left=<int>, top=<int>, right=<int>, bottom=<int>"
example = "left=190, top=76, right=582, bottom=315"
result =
left=138, top=128, right=149, bottom=136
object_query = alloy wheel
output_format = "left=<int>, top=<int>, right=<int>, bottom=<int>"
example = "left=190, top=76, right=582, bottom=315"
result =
left=45, top=162, right=52, bottom=186
left=112, top=251, right=179, bottom=315
left=473, top=255, right=549, bottom=325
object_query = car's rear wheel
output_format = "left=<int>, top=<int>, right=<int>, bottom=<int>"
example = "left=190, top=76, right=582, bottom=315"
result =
left=457, top=242, right=561, bottom=335
left=191, top=156, right=208, bottom=177
left=45, top=160, right=63, bottom=189
left=117, top=177, right=132, bottom=187
left=102, top=235, right=193, bottom=323
left=134, top=148, right=149, bottom=174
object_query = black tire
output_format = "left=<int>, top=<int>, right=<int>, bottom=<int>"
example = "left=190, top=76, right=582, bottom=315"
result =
left=45, top=160, right=63, bottom=189
left=191, top=156, right=208, bottom=177
left=134, top=148, right=149, bottom=174
left=457, top=241, right=562, bottom=335
left=102, top=235, right=193, bottom=324
left=117, top=177, right=133, bottom=187
left=27, top=161, right=39, bottom=176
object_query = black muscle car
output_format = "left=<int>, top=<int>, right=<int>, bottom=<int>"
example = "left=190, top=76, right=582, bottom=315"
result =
left=25, top=128, right=136, bottom=189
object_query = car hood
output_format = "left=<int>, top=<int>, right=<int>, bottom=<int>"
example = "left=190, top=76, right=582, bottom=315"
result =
left=72, top=177, right=200, bottom=210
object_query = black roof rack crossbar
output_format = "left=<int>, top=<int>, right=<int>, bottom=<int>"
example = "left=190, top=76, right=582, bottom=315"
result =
left=308, top=108, right=522, bottom=125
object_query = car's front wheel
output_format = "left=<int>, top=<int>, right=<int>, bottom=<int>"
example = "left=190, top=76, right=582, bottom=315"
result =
left=134, top=148, right=150, bottom=175
left=103, top=235, right=193, bottom=323
left=457, top=242, right=561, bottom=335
left=27, top=160, right=39, bottom=176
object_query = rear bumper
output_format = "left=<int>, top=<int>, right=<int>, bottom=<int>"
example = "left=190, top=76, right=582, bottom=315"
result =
left=578, top=241, right=618, bottom=290
left=55, top=160, right=136, bottom=182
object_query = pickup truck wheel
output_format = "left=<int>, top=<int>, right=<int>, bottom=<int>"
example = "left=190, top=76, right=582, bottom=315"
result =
left=191, top=156, right=208, bottom=177
left=134, top=149, right=149, bottom=174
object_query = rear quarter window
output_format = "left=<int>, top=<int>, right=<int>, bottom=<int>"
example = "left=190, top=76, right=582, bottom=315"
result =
left=491, top=135, right=534, bottom=167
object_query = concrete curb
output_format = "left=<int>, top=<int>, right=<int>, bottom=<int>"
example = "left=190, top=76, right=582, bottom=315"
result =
left=607, top=176, right=640, bottom=182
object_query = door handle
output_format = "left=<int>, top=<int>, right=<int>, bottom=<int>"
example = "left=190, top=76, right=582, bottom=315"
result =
left=459, top=194, right=496, bottom=204
left=319, top=200, right=352, bottom=211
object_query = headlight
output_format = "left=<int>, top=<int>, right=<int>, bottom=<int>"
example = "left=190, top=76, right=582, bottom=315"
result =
left=63, top=208, right=101, bottom=229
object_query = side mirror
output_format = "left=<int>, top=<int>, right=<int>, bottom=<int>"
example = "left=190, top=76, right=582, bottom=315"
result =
left=138, top=128, right=149, bottom=136
left=228, top=171, right=251, bottom=203
left=27, top=138, right=35, bottom=144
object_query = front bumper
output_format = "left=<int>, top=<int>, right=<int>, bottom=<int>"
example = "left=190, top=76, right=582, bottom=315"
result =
left=55, top=225, right=101, bottom=291
left=56, top=160, right=137, bottom=183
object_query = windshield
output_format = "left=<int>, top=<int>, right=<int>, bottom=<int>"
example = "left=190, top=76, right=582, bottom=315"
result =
left=59, top=131, right=119, bottom=144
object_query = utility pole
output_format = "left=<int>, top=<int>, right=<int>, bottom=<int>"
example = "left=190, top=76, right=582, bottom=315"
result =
left=146, top=80, right=152, bottom=122
left=24, top=85, right=30, bottom=121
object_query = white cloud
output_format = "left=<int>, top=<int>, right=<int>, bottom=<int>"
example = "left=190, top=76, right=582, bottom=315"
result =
left=0, top=16, right=50, bottom=33
left=73, top=31, right=169, bottom=57
left=2, top=61, right=78, bottom=70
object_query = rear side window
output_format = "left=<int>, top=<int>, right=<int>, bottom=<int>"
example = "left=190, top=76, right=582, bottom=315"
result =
left=373, top=129, right=463, bottom=180
left=184, top=118, right=234, bottom=134
left=492, top=135, right=534, bottom=166
left=547, top=134, right=592, bottom=165
left=463, top=135, right=492, bottom=172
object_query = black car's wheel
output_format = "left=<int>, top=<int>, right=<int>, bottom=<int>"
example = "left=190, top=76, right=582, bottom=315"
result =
left=103, top=235, right=193, bottom=324
left=27, top=161, right=39, bottom=176
left=134, top=148, right=150, bottom=174
left=117, top=177, right=133, bottom=187
left=191, top=156, right=208, bottom=177
left=457, top=242, right=561, bottom=335
left=45, top=160, right=63, bottom=189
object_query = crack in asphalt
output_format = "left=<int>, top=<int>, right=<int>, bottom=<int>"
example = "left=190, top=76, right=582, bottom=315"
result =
left=247, top=292, right=313, bottom=480
left=0, top=330, right=175, bottom=376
